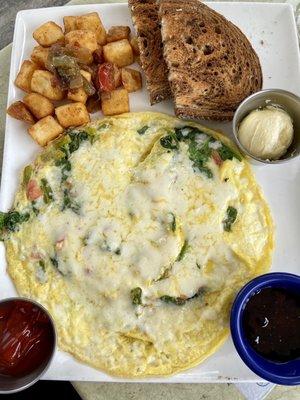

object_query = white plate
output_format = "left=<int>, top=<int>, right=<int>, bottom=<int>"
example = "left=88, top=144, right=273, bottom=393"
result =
left=1, top=2, right=300, bottom=383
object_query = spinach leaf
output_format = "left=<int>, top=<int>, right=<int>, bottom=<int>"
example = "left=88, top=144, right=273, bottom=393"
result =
left=176, top=239, right=189, bottom=262
left=174, top=126, right=204, bottom=141
left=0, top=211, right=30, bottom=235
left=154, top=267, right=172, bottom=282
left=50, top=256, right=59, bottom=269
left=23, top=165, right=33, bottom=186
left=97, top=123, right=109, bottom=131
left=188, top=140, right=213, bottom=179
left=169, top=212, right=176, bottom=232
left=159, top=295, right=186, bottom=306
left=223, top=206, right=238, bottom=232
left=160, top=287, right=206, bottom=306
left=62, top=189, right=80, bottom=214
left=218, top=144, right=242, bottom=162
left=131, top=287, right=142, bottom=305
left=40, top=178, right=54, bottom=204
left=197, top=166, right=213, bottom=179
left=68, top=130, right=89, bottom=154
left=31, top=201, right=39, bottom=216
left=39, top=260, right=46, bottom=271
left=188, top=139, right=211, bottom=166
left=137, top=126, right=149, bottom=135
left=50, top=256, right=66, bottom=276
left=160, top=132, right=179, bottom=150
left=56, top=158, right=71, bottom=182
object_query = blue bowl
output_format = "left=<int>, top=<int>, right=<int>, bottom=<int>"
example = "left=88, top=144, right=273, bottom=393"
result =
left=230, top=272, right=300, bottom=385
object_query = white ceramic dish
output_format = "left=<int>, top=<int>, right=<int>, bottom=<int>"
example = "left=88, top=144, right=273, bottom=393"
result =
left=0, top=2, right=300, bottom=383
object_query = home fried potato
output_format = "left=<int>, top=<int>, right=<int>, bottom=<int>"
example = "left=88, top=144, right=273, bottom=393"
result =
left=103, top=39, right=133, bottom=67
left=65, top=30, right=98, bottom=53
left=33, top=21, right=64, bottom=47
left=30, top=46, right=50, bottom=68
left=63, top=16, right=77, bottom=33
left=31, top=70, right=64, bottom=101
left=130, top=37, right=140, bottom=55
left=15, top=60, right=39, bottom=93
left=28, top=116, right=63, bottom=146
left=65, top=44, right=93, bottom=65
left=23, top=93, right=54, bottom=119
left=67, top=70, right=92, bottom=103
left=101, top=88, right=129, bottom=116
left=55, top=102, right=90, bottom=127
left=121, top=68, right=142, bottom=92
left=7, top=101, right=35, bottom=124
left=86, top=94, right=101, bottom=113
left=106, top=26, right=130, bottom=43
left=76, top=12, right=107, bottom=45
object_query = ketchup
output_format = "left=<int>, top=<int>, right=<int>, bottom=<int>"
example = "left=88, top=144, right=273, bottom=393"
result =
left=0, top=300, right=54, bottom=377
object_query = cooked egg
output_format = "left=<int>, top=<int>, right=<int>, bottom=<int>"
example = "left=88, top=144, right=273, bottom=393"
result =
left=4, top=112, right=274, bottom=377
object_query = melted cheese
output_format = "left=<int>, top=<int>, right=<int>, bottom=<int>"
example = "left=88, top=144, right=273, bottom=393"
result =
left=6, top=112, right=274, bottom=377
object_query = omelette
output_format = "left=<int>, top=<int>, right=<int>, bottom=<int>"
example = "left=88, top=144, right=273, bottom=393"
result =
left=1, top=112, right=274, bottom=377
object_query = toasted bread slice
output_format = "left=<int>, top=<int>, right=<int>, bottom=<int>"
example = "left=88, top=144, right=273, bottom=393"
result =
left=128, top=0, right=171, bottom=104
left=159, top=0, right=263, bottom=120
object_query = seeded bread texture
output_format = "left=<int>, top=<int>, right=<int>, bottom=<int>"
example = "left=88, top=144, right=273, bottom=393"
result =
left=128, top=0, right=172, bottom=104
left=159, top=0, right=263, bottom=120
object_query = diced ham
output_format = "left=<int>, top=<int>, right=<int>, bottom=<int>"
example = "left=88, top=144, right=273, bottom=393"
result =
left=55, top=238, right=65, bottom=251
left=212, top=150, right=223, bottom=166
left=26, top=179, right=42, bottom=201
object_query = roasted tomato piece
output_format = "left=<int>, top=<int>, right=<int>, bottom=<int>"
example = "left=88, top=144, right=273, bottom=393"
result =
left=97, top=63, right=120, bottom=92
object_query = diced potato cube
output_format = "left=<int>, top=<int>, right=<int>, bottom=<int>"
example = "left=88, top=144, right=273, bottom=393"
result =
left=23, top=93, right=54, bottom=119
left=114, top=66, right=122, bottom=88
left=67, top=88, right=87, bottom=103
left=65, top=30, right=98, bottom=53
left=31, top=46, right=50, bottom=68
left=55, top=103, right=90, bottom=128
left=31, top=70, right=64, bottom=101
left=95, top=25, right=107, bottom=47
left=28, top=116, right=63, bottom=146
left=86, top=94, right=101, bottom=114
left=15, top=60, right=39, bottom=93
left=66, top=45, right=93, bottom=65
left=107, top=26, right=131, bottom=43
left=67, top=70, right=92, bottom=103
left=121, top=68, right=142, bottom=92
left=63, top=16, right=77, bottom=33
left=7, top=101, right=35, bottom=124
left=75, top=12, right=106, bottom=45
left=33, top=21, right=64, bottom=47
left=101, top=88, right=129, bottom=116
left=103, top=39, right=133, bottom=67
left=130, top=36, right=140, bottom=55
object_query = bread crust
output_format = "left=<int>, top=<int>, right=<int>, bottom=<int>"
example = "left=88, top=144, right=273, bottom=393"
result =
left=129, top=0, right=172, bottom=104
left=159, top=0, right=263, bottom=120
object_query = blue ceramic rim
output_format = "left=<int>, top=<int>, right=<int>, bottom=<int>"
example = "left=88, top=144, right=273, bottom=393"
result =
left=230, top=272, right=300, bottom=385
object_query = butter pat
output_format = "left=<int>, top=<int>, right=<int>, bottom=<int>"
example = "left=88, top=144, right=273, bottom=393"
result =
left=238, top=106, right=294, bottom=160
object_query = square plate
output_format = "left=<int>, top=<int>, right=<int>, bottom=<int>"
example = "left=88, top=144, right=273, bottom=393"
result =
left=1, top=2, right=300, bottom=382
